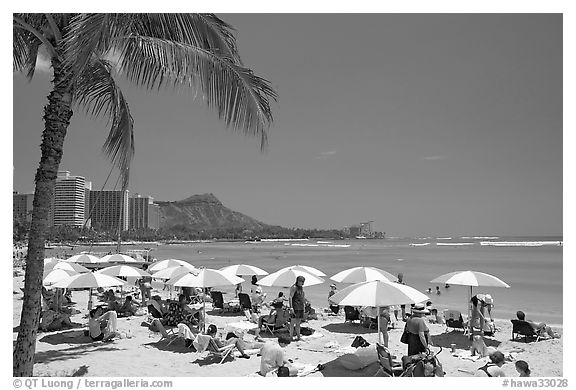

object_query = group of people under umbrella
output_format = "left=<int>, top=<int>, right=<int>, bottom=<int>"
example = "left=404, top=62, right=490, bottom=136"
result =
left=41, top=254, right=511, bottom=354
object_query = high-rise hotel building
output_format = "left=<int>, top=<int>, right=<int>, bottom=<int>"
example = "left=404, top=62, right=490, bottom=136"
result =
left=52, top=171, right=86, bottom=227
left=129, top=194, right=160, bottom=230
left=89, top=190, right=129, bottom=231
left=13, top=191, right=34, bottom=222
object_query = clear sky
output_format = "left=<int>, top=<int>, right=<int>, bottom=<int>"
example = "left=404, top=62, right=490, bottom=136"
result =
left=12, top=13, right=563, bottom=237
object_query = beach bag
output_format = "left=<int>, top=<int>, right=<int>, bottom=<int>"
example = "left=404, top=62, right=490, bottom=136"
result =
left=400, top=325, right=409, bottom=344
left=351, top=335, right=370, bottom=348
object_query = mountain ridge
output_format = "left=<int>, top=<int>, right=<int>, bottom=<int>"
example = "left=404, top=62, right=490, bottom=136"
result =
left=156, top=193, right=270, bottom=230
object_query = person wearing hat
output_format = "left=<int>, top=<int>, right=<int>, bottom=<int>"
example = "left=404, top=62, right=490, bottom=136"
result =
left=405, top=303, right=430, bottom=356
left=289, top=275, right=306, bottom=341
left=480, top=294, right=494, bottom=322
left=328, top=284, right=340, bottom=315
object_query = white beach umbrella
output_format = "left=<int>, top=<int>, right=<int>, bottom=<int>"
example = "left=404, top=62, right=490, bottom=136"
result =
left=430, top=270, right=510, bottom=321
left=151, top=264, right=198, bottom=280
left=65, top=254, right=104, bottom=264
left=276, top=264, right=327, bottom=277
left=330, top=280, right=430, bottom=344
left=330, top=266, right=396, bottom=284
left=100, top=254, right=138, bottom=263
left=258, top=268, right=325, bottom=287
left=43, top=268, right=78, bottom=286
left=44, top=257, right=62, bottom=266
left=147, top=258, right=191, bottom=272
left=166, top=269, right=245, bottom=331
left=53, top=272, right=126, bottom=310
left=219, top=264, right=269, bottom=276
left=96, top=265, right=151, bottom=278
left=45, top=260, right=90, bottom=273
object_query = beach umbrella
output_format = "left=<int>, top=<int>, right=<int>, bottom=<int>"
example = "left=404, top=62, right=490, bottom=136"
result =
left=53, top=272, right=126, bottom=310
left=166, top=269, right=245, bottom=331
left=277, top=264, right=326, bottom=277
left=147, top=258, right=191, bottom=272
left=96, top=265, right=151, bottom=278
left=330, top=266, right=396, bottom=284
left=43, top=268, right=78, bottom=286
left=219, top=264, right=269, bottom=276
left=44, top=257, right=62, bottom=266
left=100, top=254, right=138, bottom=263
left=330, top=280, right=430, bottom=344
left=430, top=270, right=510, bottom=321
left=65, top=253, right=104, bottom=264
left=258, top=268, right=325, bottom=287
left=44, top=260, right=90, bottom=273
left=151, top=264, right=198, bottom=279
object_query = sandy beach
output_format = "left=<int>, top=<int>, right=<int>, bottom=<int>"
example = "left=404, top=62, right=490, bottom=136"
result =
left=12, top=274, right=562, bottom=378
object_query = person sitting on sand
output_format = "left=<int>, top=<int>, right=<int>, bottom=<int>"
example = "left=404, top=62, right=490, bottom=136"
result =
left=88, top=306, right=118, bottom=342
left=516, top=311, right=560, bottom=338
left=476, top=351, right=506, bottom=377
left=258, top=336, right=296, bottom=376
left=515, top=360, right=531, bottom=377
left=118, top=295, right=138, bottom=316
left=205, top=324, right=251, bottom=359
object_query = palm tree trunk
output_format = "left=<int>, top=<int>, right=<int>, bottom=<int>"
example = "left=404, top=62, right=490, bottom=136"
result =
left=13, top=58, right=73, bottom=377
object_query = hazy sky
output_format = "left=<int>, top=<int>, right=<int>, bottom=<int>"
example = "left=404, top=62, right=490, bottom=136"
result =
left=12, top=13, right=563, bottom=237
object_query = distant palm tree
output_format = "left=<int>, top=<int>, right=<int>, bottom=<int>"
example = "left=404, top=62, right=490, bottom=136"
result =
left=13, top=13, right=276, bottom=376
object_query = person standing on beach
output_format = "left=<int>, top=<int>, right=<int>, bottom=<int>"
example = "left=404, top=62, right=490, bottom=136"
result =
left=405, top=303, right=430, bottom=356
left=328, top=284, right=339, bottom=314
left=289, top=276, right=306, bottom=341
left=394, top=273, right=406, bottom=320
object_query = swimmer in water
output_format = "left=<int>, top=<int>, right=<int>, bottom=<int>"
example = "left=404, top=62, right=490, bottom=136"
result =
left=436, top=286, right=441, bottom=295
left=445, top=284, right=450, bottom=288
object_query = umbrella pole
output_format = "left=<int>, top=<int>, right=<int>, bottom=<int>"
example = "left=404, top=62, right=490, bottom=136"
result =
left=377, top=306, right=381, bottom=345
left=88, top=288, right=93, bottom=311
left=203, top=293, right=206, bottom=333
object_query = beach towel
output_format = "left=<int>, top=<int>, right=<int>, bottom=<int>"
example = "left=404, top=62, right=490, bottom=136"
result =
left=339, top=345, right=378, bottom=370
left=193, top=334, right=211, bottom=353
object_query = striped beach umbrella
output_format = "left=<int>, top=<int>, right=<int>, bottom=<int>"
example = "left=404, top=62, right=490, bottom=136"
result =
left=258, top=268, right=324, bottom=287
left=65, top=253, right=104, bottom=264
left=43, top=268, right=78, bottom=286
left=330, top=280, right=429, bottom=344
left=148, top=259, right=191, bottom=272
left=277, top=264, right=326, bottom=277
left=96, top=265, right=151, bottom=278
left=219, top=264, right=269, bottom=276
left=330, top=266, right=396, bottom=284
left=100, top=254, right=138, bottom=263
left=151, top=264, right=198, bottom=280
left=45, top=260, right=90, bottom=273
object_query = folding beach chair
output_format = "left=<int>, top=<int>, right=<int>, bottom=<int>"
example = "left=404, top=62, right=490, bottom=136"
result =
left=262, top=307, right=291, bottom=336
left=511, top=320, right=542, bottom=342
left=205, top=337, right=236, bottom=364
left=238, top=293, right=253, bottom=312
left=344, top=306, right=361, bottom=324
left=166, top=323, right=197, bottom=348
left=210, top=291, right=226, bottom=313
left=374, top=343, right=403, bottom=377
left=444, top=309, right=468, bottom=335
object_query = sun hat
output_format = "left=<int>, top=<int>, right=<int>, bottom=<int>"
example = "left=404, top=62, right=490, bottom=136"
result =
left=411, top=303, right=430, bottom=314
left=484, top=294, right=494, bottom=305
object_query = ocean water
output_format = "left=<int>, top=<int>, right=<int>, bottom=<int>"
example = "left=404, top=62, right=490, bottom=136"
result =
left=58, top=236, right=563, bottom=325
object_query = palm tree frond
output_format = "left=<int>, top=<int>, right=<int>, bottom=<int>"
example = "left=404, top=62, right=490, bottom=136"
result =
left=115, top=36, right=276, bottom=148
left=73, top=58, right=134, bottom=189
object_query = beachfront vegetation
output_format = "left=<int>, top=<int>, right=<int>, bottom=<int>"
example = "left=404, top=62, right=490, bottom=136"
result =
left=13, top=13, right=276, bottom=376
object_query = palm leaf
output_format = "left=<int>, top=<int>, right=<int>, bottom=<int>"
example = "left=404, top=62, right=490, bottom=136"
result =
left=114, top=36, right=276, bottom=149
left=74, top=58, right=134, bottom=189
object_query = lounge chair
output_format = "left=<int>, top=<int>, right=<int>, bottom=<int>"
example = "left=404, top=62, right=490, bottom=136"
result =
left=444, top=309, right=468, bottom=334
left=374, top=343, right=403, bottom=377
left=238, top=293, right=255, bottom=312
left=511, top=319, right=542, bottom=342
left=166, top=323, right=198, bottom=347
left=344, top=306, right=360, bottom=324
left=193, top=334, right=235, bottom=364
left=210, top=291, right=226, bottom=313
left=262, top=307, right=291, bottom=336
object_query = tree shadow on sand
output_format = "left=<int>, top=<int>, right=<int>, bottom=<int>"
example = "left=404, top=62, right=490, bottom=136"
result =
left=430, top=331, right=501, bottom=350
left=205, top=309, right=244, bottom=317
left=39, top=329, right=96, bottom=345
left=322, top=323, right=376, bottom=335
left=35, top=345, right=122, bottom=364
left=142, top=340, right=196, bottom=354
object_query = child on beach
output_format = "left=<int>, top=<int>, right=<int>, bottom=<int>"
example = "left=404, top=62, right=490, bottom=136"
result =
left=515, top=360, right=531, bottom=377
